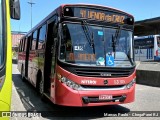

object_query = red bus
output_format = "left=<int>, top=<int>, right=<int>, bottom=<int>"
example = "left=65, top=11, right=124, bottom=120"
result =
left=18, top=4, right=136, bottom=107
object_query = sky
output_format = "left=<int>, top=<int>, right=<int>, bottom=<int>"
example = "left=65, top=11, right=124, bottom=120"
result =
left=11, top=0, right=160, bottom=32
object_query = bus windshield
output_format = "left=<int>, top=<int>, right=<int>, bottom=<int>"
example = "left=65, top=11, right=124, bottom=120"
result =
left=59, top=23, right=134, bottom=67
left=0, top=0, right=4, bottom=65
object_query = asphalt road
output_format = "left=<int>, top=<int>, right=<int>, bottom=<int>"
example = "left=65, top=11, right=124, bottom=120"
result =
left=11, top=64, right=160, bottom=120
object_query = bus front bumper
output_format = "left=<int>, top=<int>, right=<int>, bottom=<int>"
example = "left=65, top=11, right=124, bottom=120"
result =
left=54, top=80, right=135, bottom=107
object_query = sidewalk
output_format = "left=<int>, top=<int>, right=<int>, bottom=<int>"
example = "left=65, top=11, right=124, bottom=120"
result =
left=11, top=64, right=26, bottom=112
left=11, top=64, right=40, bottom=120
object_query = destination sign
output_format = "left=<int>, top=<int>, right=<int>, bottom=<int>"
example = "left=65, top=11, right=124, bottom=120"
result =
left=63, top=7, right=133, bottom=24
left=80, top=9, right=125, bottom=24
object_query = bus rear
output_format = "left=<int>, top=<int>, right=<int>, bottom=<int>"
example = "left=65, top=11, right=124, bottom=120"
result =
left=53, top=4, right=136, bottom=106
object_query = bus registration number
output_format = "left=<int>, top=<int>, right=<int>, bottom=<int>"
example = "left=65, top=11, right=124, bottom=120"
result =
left=99, top=95, right=112, bottom=100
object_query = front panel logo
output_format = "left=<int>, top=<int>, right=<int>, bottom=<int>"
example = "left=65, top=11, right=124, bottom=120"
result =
left=81, top=80, right=97, bottom=85
left=104, top=80, right=108, bottom=85
left=100, top=73, right=111, bottom=76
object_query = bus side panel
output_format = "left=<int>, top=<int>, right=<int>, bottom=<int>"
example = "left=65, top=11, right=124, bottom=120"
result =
left=36, top=49, right=45, bottom=81
left=24, top=38, right=31, bottom=79
left=0, top=0, right=12, bottom=113
left=28, top=34, right=39, bottom=87
left=28, top=50, right=38, bottom=87
left=26, top=48, right=45, bottom=89
left=18, top=38, right=28, bottom=78
left=134, top=48, right=154, bottom=61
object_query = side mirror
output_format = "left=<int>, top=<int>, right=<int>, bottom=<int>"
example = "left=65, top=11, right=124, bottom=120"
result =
left=10, top=0, right=21, bottom=20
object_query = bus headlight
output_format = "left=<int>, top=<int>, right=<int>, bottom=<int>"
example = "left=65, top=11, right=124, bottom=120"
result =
left=57, top=74, right=80, bottom=90
left=0, top=76, right=5, bottom=91
left=125, top=78, right=136, bottom=89
left=61, top=77, right=80, bottom=90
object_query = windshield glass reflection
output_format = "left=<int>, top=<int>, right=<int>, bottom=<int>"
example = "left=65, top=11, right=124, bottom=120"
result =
left=59, top=23, right=134, bottom=67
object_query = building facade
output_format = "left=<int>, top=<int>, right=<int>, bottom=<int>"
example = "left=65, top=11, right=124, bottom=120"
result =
left=12, top=31, right=26, bottom=47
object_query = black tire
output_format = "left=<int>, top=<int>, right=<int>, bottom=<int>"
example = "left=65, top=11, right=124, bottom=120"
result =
left=37, top=73, right=46, bottom=101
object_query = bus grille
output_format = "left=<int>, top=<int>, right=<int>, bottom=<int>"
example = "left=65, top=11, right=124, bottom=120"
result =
left=57, top=60, right=135, bottom=78
left=74, top=67, right=134, bottom=78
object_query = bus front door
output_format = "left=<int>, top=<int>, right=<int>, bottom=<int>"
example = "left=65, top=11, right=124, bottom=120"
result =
left=44, top=17, right=57, bottom=95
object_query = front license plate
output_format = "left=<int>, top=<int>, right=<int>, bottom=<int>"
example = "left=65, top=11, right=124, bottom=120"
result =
left=99, top=95, right=112, bottom=100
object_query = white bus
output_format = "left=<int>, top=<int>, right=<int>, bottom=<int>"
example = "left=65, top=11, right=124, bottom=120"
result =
left=134, top=35, right=160, bottom=61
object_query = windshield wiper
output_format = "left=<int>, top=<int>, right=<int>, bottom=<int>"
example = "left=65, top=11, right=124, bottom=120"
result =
left=112, top=25, right=122, bottom=58
left=127, top=51, right=134, bottom=66
left=81, top=20, right=95, bottom=54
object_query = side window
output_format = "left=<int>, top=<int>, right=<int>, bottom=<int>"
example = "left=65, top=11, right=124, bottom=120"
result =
left=19, top=39, right=22, bottom=52
left=24, top=38, right=28, bottom=51
left=38, top=24, right=46, bottom=49
left=32, top=30, right=37, bottom=50
left=28, top=35, right=33, bottom=50
left=28, top=36, right=31, bottom=50
left=21, top=39, right=25, bottom=51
